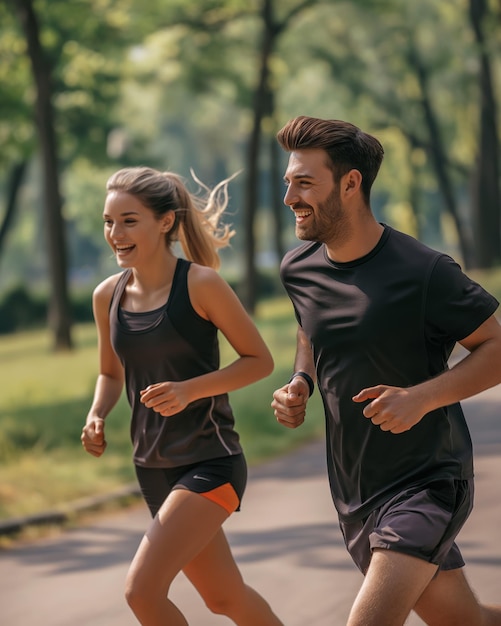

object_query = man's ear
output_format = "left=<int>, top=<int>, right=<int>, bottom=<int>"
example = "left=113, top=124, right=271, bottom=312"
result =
left=342, top=169, right=362, bottom=197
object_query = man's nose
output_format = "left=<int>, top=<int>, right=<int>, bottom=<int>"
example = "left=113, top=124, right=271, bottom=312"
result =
left=283, top=184, right=297, bottom=206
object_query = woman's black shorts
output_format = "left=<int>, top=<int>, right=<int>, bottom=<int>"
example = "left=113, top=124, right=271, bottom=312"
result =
left=135, top=453, right=247, bottom=518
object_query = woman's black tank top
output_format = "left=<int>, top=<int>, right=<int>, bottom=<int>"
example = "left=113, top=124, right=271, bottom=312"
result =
left=109, top=258, right=242, bottom=467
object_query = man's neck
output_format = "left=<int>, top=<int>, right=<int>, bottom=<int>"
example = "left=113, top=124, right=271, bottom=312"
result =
left=325, top=219, right=384, bottom=263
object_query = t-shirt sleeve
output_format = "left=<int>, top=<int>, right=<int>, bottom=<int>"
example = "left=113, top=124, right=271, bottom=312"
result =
left=280, top=251, right=302, bottom=326
left=426, top=255, right=499, bottom=342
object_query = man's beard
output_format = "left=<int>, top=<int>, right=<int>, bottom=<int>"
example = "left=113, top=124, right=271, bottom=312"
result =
left=296, top=187, right=349, bottom=246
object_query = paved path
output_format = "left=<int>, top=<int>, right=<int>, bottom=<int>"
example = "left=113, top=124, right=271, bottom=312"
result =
left=1, top=388, right=500, bottom=625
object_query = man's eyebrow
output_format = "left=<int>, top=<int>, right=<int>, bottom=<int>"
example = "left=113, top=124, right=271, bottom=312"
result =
left=283, top=173, right=315, bottom=182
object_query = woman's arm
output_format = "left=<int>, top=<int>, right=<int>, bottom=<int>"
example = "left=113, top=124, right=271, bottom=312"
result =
left=81, top=275, right=125, bottom=457
left=140, top=264, right=273, bottom=416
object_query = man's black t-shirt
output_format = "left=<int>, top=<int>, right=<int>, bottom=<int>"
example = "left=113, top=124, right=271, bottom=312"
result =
left=281, top=225, right=499, bottom=522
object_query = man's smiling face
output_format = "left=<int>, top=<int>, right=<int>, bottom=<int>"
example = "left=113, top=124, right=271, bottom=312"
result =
left=283, top=148, right=349, bottom=246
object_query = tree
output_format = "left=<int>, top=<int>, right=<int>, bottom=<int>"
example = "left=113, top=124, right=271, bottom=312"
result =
left=113, top=0, right=322, bottom=311
left=10, top=0, right=73, bottom=350
left=241, top=0, right=322, bottom=312
left=468, top=0, right=501, bottom=267
left=2, top=0, right=138, bottom=342
left=405, top=37, right=476, bottom=268
left=0, top=161, right=27, bottom=260
left=283, top=0, right=499, bottom=268
left=0, top=2, right=34, bottom=263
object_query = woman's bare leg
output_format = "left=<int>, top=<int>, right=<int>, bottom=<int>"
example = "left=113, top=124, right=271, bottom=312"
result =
left=184, top=526, right=283, bottom=625
left=125, top=489, right=228, bottom=625
left=125, top=488, right=283, bottom=625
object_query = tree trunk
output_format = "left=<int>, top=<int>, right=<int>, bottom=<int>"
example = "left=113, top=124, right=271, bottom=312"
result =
left=468, top=0, right=501, bottom=267
left=270, top=130, right=286, bottom=265
left=12, top=0, right=73, bottom=349
left=407, top=42, right=475, bottom=268
left=241, top=0, right=320, bottom=310
left=0, top=161, right=27, bottom=260
left=242, top=0, right=275, bottom=313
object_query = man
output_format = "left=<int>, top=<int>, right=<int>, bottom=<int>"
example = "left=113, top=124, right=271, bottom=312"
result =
left=271, top=115, right=501, bottom=626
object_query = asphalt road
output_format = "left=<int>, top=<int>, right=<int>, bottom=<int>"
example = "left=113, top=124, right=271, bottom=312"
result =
left=1, top=387, right=500, bottom=626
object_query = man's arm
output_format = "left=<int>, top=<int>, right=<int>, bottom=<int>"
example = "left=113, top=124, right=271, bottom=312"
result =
left=354, top=314, right=501, bottom=434
left=293, top=326, right=316, bottom=381
left=271, top=326, right=315, bottom=429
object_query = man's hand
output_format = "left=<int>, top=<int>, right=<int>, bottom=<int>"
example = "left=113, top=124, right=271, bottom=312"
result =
left=271, top=377, right=309, bottom=429
left=81, top=417, right=107, bottom=457
left=353, top=385, right=428, bottom=434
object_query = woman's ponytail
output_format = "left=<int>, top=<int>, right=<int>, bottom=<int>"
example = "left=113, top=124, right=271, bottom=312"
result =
left=171, top=171, right=237, bottom=270
left=106, top=166, right=236, bottom=270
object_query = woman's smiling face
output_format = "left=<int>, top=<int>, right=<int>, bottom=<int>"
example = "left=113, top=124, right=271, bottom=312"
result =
left=103, top=191, right=171, bottom=269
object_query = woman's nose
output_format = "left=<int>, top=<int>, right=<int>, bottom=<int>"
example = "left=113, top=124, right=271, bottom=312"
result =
left=110, top=223, right=124, bottom=239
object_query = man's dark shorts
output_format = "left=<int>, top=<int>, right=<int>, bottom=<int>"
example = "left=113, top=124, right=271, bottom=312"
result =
left=339, top=478, right=474, bottom=574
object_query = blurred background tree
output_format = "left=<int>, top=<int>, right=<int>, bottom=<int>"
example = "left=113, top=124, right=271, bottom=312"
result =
left=0, top=0, right=500, bottom=345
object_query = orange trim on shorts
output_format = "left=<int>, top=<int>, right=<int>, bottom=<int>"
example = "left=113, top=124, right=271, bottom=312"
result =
left=200, top=482, right=240, bottom=514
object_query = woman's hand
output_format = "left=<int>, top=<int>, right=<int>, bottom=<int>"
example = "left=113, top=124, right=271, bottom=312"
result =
left=140, top=381, right=191, bottom=417
left=81, top=417, right=107, bottom=457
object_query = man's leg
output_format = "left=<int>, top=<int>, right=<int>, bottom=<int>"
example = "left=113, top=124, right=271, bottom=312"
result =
left=346, top=549, right=437, bottom=626
left=413, top=567, right=501, bottom=626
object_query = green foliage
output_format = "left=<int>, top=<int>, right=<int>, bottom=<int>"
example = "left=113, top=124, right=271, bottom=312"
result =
left=0, top=284, right=94, bottom=334
left=2, top=0, right=501, bottom=320
left=0, top=277, right=284, bottom=336
left=1, top=0, right=138, bottom=166
left=468, top=267, right=501, bottom=301
left=0, top=4, right=35, bottom=163
left=0, top=285, right=47, bottom=333
left=0, top=321, right=132, bottom=517
left=276, top=0, right=500, bottom=253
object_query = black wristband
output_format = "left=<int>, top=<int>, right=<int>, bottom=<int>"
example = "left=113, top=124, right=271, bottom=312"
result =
left=288, top=371, right=315, bottom=397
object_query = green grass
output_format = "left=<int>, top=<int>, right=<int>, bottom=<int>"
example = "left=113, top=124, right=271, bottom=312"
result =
left=0, top=297, right=325, bottom=521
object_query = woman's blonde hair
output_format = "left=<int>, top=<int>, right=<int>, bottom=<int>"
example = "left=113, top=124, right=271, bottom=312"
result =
left=106, top=166, right=236, bottom=270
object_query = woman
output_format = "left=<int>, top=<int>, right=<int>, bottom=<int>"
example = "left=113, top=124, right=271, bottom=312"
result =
left=81, top=166, right=283, bottom=625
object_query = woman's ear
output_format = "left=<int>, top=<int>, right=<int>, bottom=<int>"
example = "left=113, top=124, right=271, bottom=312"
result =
left=160, top=210, right=176, bottom=233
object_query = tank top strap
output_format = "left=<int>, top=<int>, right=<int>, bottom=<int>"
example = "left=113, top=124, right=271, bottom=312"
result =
left=168, top=258, right=191, bottom=311
left=110, top=261, right=192, bottom=322
left=109, top=269, right=132, bottom=316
